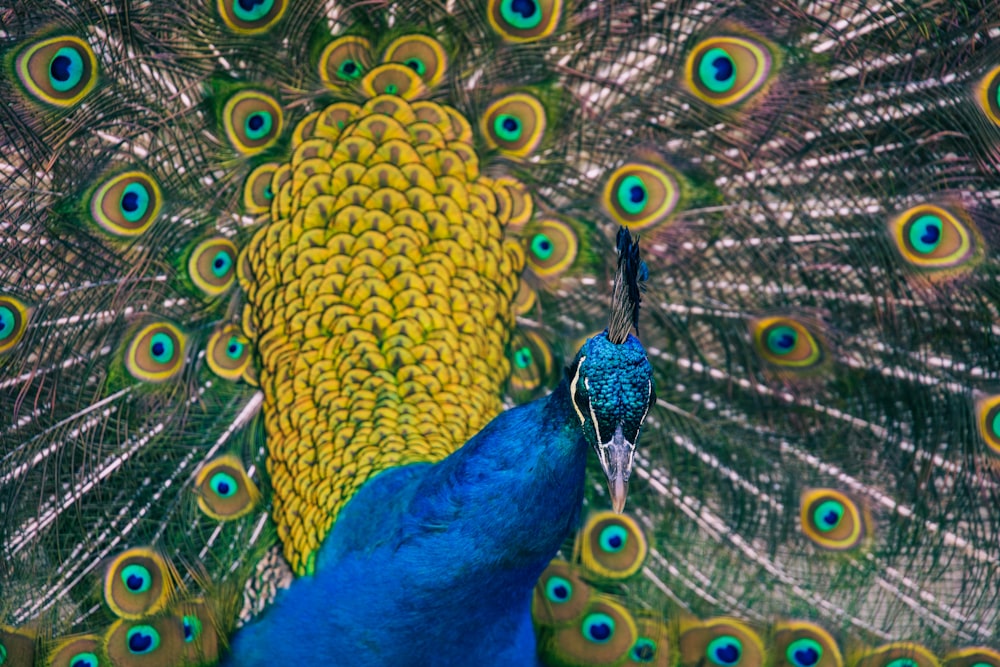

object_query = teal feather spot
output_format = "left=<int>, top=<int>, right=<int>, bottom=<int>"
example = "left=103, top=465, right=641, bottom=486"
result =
left=126, top=625, right=161, bottom=655
left=50, top=46, right=85, bottom=92
left=494, top=114, right=522, bottom=142
left=786, top=638, right=822, bottom=667
left=69, top=653, right=99, bottom=667
left=0, top=306, right=15, bottom=342
left=245, top=111, right=274, bottom=141
left=699, top=48, right=737, bottom=93
left=338, top=60, right=363, bottom=81
left=0, top=643, right=6, bottom=664
left=544, top=575, right=572, bottom=603
left=225, top=336, right=245, bottom=360
left=617, top=175, right=648, bottom=215
left=513, top=346, right=533, bottom=368
left=908, top=214, right=943, bottom=254
left=990, top=411, right=1000, bottom=439
left=766, top=326, right=797, bottom=356
left=813, top=500, right=844, bottom=532
left=121, top=564, right=153, bottom=593
left=211, top=471, right=239, bottom=498
left=119, top=182, right=151, bottom=223
left=582, top=612, right=616, bottom=644
left=149, top=332, right=175, bottom=364
left=211, top=251, right=234, bottom=278
left=530, top=234, right=554, bottom=260
left=385, top=84, right=398, bottom=95
left=631, top=637, right=657, bottom=662
left=707, top=636, right=743, bottom=666
left=500, top=0, right=542, bottom=29
left=885, top=660, right=919, bottom=667
left=598, top=524, right=628, bottom=553
left=183, top=614, right=203, bottom=641
left=404, top=57, right=426, bottom=75
left=233, top=0, right=275, bottom=22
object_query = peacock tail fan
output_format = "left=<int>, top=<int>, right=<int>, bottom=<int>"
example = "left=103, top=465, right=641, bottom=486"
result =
left=1, top=0, right=999, bottom=665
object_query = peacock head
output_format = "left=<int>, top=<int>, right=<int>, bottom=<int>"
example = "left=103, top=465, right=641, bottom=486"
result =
left=567, top=227, right=655, bottom=513
left=568, top=330, right=654, bottom=513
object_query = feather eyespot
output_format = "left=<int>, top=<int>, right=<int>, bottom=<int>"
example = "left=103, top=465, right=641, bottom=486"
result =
left=105, top=618, right=186, bottom=666
left=488, top=0, right=563, bottom=42
left=104, top=548, right=173, bottom=619
left=223, top=91, right=282, bottom=154
left=773, top=622, right=842, bottom=667
left=751, top=317, right=823, bottom=369
left=856, top=644, right=939, bottom=667
left=944, top=648, right=1000, bottom=667
left=244, top=162, right=280, bottom=213
left=800, top=489, right=866, bottom=550
left=383, top=35, right=447, bottom=89
left=217, top=0, right=286, bottom=33
left=539, top=596, right=637, bottom=665
left=206, top=325, right=252, bottom=380
left=125, top=322, right=186, bottom=382
left=189, top=238, right=238, bottom=297
left=0, top=296, right=29, bottom=354
left=679, top=619, right=763, bottom=667
left=175, top=600, right=221, bottom=661
left=508, top=330, right=554, bottom=396
left=481, top=93, right=546, bottom=159
left=579, top=511, right=648, bottom=579
left=685, top=36, right=772, bottom=107
left=889, top=204, right=978, bottom=271
left=90, top=171, right=162, bottom=237
left=975, top=395, right=1000, bottom=456
left=533, top=561, right=591, bottom=626
left=361, top=63, right=426, bottom=100
left=46, top=636, right=101, bottom=667
left=16, top=36, right=97, bottom=107
left=524, top=218, right=577, bottom=278
left=602, top=163, right=682, bottom=230
left=319, top=36, right=372, bottom=87
left=195, top=454, right=261, bottom=520
left=628, top=617, right=670, bottom=666
left=976, top=65, right=1000, bottom=126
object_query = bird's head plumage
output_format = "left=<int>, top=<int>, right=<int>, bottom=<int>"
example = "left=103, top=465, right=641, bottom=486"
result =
left=567, top=229, right=655, bottom=513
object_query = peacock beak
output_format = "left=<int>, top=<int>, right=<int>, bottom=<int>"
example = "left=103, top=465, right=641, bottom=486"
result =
left=596, top=423, right=636, bottom=513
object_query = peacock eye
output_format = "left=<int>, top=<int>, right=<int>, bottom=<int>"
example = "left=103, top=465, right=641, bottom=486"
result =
left=126, top=626, right=161, bottom=655
left=0, top=296, right=29, bottom=353
left=582, top=612, right=616, bottom=644
left=384, top=35, right=447, bottom=89
left=787, top=638, right=823, bottom=667
left=707, top=636, right=744, bottom=666
left=90, top=171, right=162, bottom=237
left=508, top=330, right=554, bottom=396
left=218, top=0, right=287, bottom=33
left=580, top=512, right=648, bottom=579
left=598, top=525, right=628, bottom=553
left=16, top=36, right=97, bottom=107
left=524, top=218, right=578, bottom=279
left=481, top=93, right=546, bottom=158
left=975, top=395, right=1000, bottom=455
left=488, top=0, right=562, bottom=42
left=890, top=204, right=977, bottom=271
left=751, top=317, right=823, bottom=369
left=195, top=455, right=261, bottom=520
left=183, top=614, right=203, bottom=642
left=319, top=36, right=372, bottom=86
left=189, top=238, right=238, bottom=297
left=686, top=36, right=772, bottom=106
left=68, top=652, right=99, bottom=667
left=243, top=162, right=280, bottom=213
left=513, top=346, right=534, bottom=368
left=544, top=575, right=573, bottom=603
left=602, top=163, right=682, bottom=231
left=631, top=637, right=658, bottom=662
left=126, top=323, right=186, bottom=382
left=976, top=64, right=1000, bottom=125
left=120, top=564, right=153, bottom=594
left=885, top=660, right=919, bottom=667
left=223, top=90, right=282, bottom=154
left=800, top=489, right=866, bottom=550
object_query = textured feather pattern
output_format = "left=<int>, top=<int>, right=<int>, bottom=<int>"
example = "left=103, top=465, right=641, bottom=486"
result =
left=2, top=0, right=1000, bottom=665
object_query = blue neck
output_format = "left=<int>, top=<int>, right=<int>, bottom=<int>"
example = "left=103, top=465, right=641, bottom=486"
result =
left=228, top=379, right=588, bottom=665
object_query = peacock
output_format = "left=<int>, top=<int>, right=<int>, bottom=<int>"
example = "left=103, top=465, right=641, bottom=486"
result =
left=2, top=0, right=1000, bottom=665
